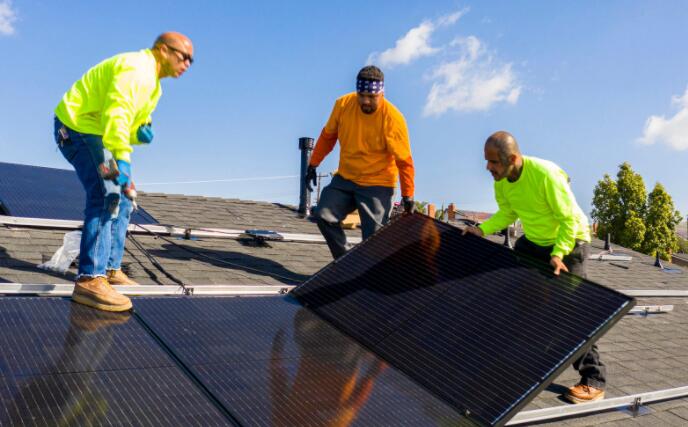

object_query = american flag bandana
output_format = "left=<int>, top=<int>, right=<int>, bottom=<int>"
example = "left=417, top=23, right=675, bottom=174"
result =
left=356, top=79, right=384, bottom=94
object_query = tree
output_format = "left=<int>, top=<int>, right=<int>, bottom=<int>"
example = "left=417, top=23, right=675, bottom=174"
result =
left=642, top=183, right=682, bottom=260
left=591, top=174, right=620, bottom=240
left=591, top=162, right=681, bottom=260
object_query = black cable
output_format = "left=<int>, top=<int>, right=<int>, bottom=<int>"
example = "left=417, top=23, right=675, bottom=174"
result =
left=127, top=232, right=191, bottom=294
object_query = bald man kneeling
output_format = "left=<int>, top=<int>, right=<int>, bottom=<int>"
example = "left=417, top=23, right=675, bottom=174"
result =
left=463, top=131, right=605, bottom=404
left=54, top=32, right=194, bottom=312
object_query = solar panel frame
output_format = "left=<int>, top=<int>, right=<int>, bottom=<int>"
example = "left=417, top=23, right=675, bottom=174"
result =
left=0, top=162, right=157, bottom=224
left=292, top=213, right=635, bottom=426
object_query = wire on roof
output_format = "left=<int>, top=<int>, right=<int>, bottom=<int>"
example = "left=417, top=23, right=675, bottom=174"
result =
left=127, top=232, right=192, bottom=294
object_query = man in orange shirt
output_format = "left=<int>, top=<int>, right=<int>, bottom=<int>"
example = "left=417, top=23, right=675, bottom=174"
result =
left=307, top=66, right=415, bottom=258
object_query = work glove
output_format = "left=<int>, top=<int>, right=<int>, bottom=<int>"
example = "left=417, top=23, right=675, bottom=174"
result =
left=305, top=165, right=317, bottom=192
left=123, top=180, right=138, bottom=210
left=115, top=160, right=131, bottom=187
left=137, top=123, right=154, bottom=144
left=402, top=196, right=415, bottom=214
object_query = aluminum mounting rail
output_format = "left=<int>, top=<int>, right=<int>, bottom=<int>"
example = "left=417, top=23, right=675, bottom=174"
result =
left=621, top=290, right=688, bottom=297
left=0, top=215, right=361, bottom=244
left=506, top=385, right=688, bottom=425
left=0, top=283, right=295, bottom=297
left=628, top=305, right=673, bottom=314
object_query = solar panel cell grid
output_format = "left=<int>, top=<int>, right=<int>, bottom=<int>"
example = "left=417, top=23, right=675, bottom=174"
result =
left=0, top=162, right=157, bottom=224
left=134, top=296, right=466, bottom=426
left=0, top=298, right=230, bottom=426
left=293, top=213, right=634, bottom=426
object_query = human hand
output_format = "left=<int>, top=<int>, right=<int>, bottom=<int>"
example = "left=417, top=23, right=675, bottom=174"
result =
left=402, top=196, right=415, bottom=214
left=305, top=166, right=317, bottom=192
left=137, top=123, right=154, bottom=144
left=115, top=160, right=131, bottom=186
left=462, top=226, right=484, bottom=237
left=550, top=256, right=569, bottom=276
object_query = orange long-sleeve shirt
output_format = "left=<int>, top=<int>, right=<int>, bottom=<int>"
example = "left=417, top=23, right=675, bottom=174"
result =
left=309, top=92, right=415, bottom=197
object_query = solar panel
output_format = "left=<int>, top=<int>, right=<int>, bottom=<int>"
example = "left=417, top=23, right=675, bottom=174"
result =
left=0, top=162, right=157, bottom=224
left=0, top=298, right=229, bottom=425
left=292, top=213, right=635, bottom=426
left=134, top=296, right=464, bottom=426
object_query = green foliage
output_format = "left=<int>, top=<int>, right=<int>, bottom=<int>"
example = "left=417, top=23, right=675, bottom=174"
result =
left=642, top=183, right=682, bottom=260
left=590, top=174, right=620, bottom=239
left=591, top=163, right=681, bottom=260
left=414, top=200, right=428, bottom=214
left=677, top=237, right=688, bottom=254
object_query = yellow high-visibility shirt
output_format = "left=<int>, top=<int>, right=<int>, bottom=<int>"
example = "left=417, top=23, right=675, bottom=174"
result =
left=55, top=49, right=161, bottom=162
left=479, top=156, right=591, bottom=259
left=309, top=92, right=415, bottom=197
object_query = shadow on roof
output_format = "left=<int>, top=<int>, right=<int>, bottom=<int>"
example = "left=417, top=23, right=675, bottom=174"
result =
left=147, top=243, right=311, bottom=285
left=0, top=245, right=76, bottom=283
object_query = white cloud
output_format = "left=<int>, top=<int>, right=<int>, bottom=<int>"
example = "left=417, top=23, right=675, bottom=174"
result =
left=637, top=87, right=688, bottom=150
left=0, top=0, right=17, bottom=36
left=367, top=9, right=467, bottom=68
left=423, top=36, right=521, bottom=116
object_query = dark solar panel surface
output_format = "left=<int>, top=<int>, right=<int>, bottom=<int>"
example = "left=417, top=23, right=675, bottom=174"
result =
left=0, top=298, right=229, bottom=426
left=0, top=162, right=157, bottom=224
left=292, top=214, right=635, bottom=426
left=135, top=296, right=464, bottom=426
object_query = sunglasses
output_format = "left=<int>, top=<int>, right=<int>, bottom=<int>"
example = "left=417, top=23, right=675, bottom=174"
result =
left=165, top=44, right=194, bottom=65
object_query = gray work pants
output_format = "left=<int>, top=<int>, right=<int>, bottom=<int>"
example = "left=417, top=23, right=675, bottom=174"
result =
left=315, top=175, right=394, bottom=259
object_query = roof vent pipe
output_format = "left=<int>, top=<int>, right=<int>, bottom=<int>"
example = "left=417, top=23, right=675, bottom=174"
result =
left=654, top=252, right=664, bottom=269
left=298, top=137, right=315, bottom=217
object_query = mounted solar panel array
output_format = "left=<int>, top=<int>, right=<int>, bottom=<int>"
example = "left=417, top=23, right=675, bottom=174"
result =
left=0, top=298, right=228, bottom=426
left=292, top=213, right=635, bottom=426
left=0, top=162, right=157, bottom=224
left=134, top=296, right=463, bottom=426
left=0, top=296, right=465, bottom=426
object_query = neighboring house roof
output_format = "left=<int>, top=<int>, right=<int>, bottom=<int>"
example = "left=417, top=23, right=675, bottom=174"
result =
left=1, top=191, right=687, bottom=425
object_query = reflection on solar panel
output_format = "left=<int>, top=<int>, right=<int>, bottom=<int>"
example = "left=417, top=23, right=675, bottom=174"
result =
left=134, top=296, right=464, bottom=426
left=0, top=162, right=157, bottom=224
left=0, top=298, right=228, bottom=425
left=292, top=213, right=635, bottom=426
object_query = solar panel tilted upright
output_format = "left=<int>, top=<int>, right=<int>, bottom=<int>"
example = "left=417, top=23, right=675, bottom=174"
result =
left=292, top=213, right=635, bottom=427
left=0, top=162, right=157, bottom=224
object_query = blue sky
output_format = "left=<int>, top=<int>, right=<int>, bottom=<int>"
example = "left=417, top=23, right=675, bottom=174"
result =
left=1, top=1, right=687, bottom=216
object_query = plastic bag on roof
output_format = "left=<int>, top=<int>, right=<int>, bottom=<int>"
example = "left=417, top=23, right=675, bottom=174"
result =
left=38, top=231, right=81, bottom=274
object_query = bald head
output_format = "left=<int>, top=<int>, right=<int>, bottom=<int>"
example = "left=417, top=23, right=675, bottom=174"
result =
left=485, top=131, right=521, bottom=166
left=152, top=32, right=194, bottom=79
left=153, top=32, right=193, bottom=51
left=484, top=131, right=523, bottom=182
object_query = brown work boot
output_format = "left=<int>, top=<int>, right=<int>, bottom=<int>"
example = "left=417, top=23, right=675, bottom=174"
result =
left=565, top=384, right=605, bottom=404
left=106, top=269, right=139, bottom=286
left=72, top=276, right=132, bottom=312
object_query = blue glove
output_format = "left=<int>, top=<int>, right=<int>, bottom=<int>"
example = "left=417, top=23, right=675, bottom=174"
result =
left=137, top=123, right=154, bottom=144
left=115, top=160, right=131, bottom=186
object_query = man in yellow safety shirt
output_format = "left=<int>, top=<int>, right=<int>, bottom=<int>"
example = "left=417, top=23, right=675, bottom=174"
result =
left=306, top=65, right=416, bottom=259
left=464, top=131, right=605, bottom=404
left=53, top=32, right=193, bottom=312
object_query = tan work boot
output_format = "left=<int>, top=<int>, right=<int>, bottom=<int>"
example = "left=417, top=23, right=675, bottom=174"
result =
left=106, top=269, right=139, bottom=286
left=565, top=384, right=605, bottom=404
left=72, top=276, right=132, bottom=312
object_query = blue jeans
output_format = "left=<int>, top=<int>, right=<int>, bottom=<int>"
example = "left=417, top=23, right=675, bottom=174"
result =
left=54, top=117, right=133, bottom=278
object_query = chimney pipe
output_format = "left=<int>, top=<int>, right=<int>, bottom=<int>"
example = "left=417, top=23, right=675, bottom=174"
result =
left=298, top=137, right=315, bottom=216
left=448, top=203, right=456, bottom=221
